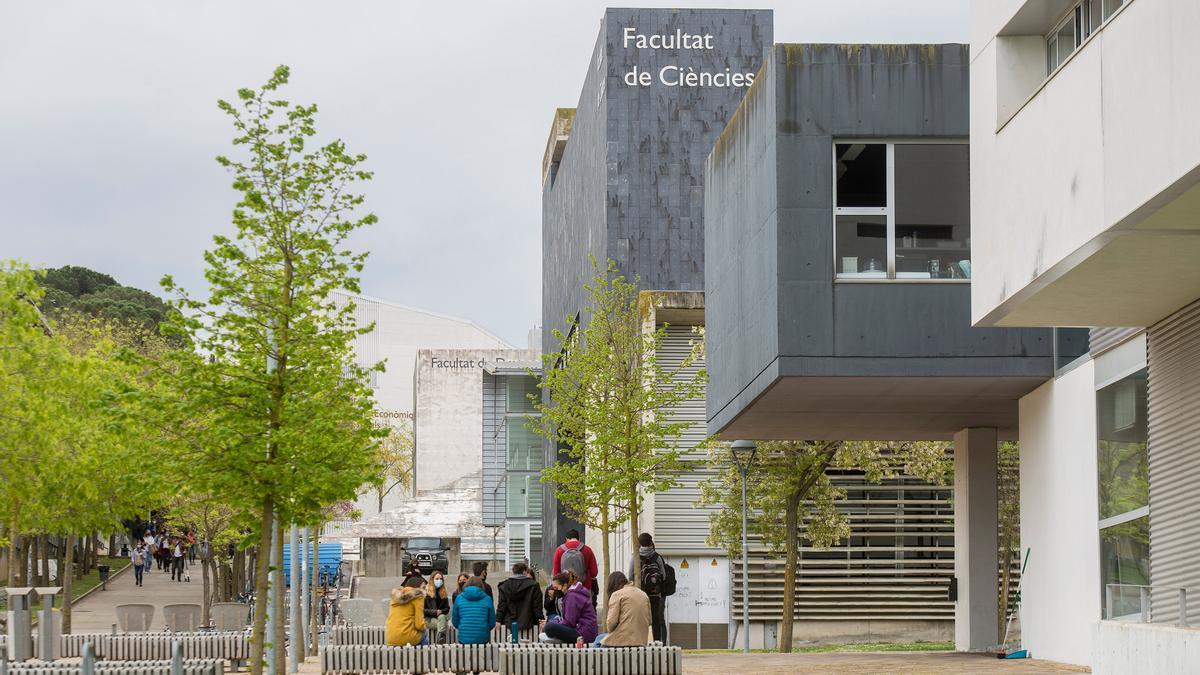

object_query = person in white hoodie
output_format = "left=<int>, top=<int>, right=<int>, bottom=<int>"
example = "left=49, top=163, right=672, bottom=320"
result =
left=131, top=542, right=146, bottom=587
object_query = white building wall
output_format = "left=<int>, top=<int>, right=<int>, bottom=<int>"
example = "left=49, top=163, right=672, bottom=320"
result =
left=331, top=292, right=514, bottom=519
left=969, top=0, right=1200, bottom=325
left=1018, top=360, right=1101, bottom=666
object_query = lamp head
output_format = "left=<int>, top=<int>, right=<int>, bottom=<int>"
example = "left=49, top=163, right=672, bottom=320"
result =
left=730, top=439, right=757, bottom=470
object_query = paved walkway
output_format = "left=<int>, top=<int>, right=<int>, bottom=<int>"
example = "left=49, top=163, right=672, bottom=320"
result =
left=69, top=559, right=204, bottom=633
left=680, top=652, right=1089, bottom=674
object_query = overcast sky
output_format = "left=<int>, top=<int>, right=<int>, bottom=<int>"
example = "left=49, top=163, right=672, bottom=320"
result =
left=0, top=1, right=967, bottom=346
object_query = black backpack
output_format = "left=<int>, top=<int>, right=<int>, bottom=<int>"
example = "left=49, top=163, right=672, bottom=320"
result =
left=640, top=554, right=676, bottom=597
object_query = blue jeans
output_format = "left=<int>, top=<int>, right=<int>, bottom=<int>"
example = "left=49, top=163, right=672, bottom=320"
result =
left=418, top=631, right=430, bottom=646
left=543, top=622, right=579, bottom=643
left=134, top=564, right=144, bottom=585
left=592, top=632, right=608, bottom=648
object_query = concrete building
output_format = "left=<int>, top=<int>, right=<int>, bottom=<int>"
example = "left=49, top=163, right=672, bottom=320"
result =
left=540, top=6, right=774, bottom=559
left=970, top=0, right=1200, bottom=669
left=328, top=291, right=513, bottom=520
left=702, top=42, right=1055, bottom=650
left=355, top=348, right=539, bottom=575
left=543, top=7, right=971, bottom=649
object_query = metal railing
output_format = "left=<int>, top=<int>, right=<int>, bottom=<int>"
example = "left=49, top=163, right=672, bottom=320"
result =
left=1105, top=583, right=1191, bottom=628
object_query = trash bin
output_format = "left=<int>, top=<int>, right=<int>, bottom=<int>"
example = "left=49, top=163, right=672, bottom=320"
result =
left=98, top=564, right=111, bottom=590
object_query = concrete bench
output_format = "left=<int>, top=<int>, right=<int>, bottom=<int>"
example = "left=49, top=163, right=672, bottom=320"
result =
left=497, top=644, right=683, bottom=675
left=163, top=604, right=202, bottom=632
left=60, top=632, right=251, bottom=670
left=0, top=659, right=225, bottom=675
left=115, top=604, right=156, bottom=633
left=208, top=604, right=247, bottom=632
left=321, top=644, right=496, bottom=675
left=330, top=623, right=539, bottom=646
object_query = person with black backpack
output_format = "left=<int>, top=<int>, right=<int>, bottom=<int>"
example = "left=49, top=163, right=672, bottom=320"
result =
left=552, top=529, right=599, bottom=608
left=628, top=532, right=675, bottom=642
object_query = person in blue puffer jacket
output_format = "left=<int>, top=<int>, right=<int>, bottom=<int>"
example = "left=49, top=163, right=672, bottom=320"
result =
left=452, top=576, right=496, bottom=644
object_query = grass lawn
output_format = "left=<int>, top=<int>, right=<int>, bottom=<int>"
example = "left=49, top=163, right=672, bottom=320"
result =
left=69, top=556, right=131, bottom=602
left=686, top=641, right=954, bottom=655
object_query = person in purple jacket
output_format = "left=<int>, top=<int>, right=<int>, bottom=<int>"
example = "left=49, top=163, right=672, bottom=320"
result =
left=538, top=570, right=597, bottom=644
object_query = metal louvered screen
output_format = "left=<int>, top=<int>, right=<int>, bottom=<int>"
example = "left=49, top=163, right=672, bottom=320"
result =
left=1147, top=299, right=1200, bottom=624
left=653, top=323, right=720, bottom=555
left=1091, top=327, right=1141, bottom=357
left=731, top=470, right=955, bottom=622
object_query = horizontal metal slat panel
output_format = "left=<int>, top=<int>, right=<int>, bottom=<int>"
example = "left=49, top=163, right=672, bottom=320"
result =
left=1090, top=327, right=1142, bottom=356
left=1147, top=299, right=1200, bottom=625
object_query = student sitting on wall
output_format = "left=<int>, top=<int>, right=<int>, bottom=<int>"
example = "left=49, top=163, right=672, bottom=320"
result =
left=386, top=577, right=428, bottom=646
left=453, top=576, right=496, bottom=644
left=537, top=570, right=597, bottom=645
left=593, top=571, right=651, bottom=648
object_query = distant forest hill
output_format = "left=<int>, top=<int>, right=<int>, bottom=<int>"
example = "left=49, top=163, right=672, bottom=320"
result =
left=39, top=265, right=173, bottom=335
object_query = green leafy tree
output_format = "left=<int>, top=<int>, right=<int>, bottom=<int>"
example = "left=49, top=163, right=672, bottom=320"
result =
left=533, top=257, right=706, bottom=586
left=367, top=421, right=414, bottom=513
left=156, top=65, right=384, bottom=675
left=165, top=492, right=242, bottom=626
left=699, top=440, right=950, bottom=652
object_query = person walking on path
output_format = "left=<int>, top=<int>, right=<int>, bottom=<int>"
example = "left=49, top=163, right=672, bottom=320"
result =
left=552, top=529, right=599, bottom=607
left=386, top=577, right=428, bottom=646
left=538, top=570, right=597, bottom=645
left=593, top=571, right=651, bottom=647
left=171, top=538, right=186, bottom=581
left=423, top=571, right=451, bottom=644
left=452, top=577, right=495, bottom=645
left=496, top=562, right=544, bottom=634
left=131, top=542, right=146, bottom=587
left=628, top=532, right=672, bottom=642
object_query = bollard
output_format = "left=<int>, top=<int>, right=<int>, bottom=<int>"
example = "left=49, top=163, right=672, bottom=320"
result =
left=81, top=642, right=95, bottom=675
left=34, top=587, right=63, bottom=661
left=5, top=588, right=37, bottom=662
left=171, top=640, right=183, bottom=675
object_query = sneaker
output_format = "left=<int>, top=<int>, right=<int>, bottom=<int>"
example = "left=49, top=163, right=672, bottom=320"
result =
left=538, top=633, right=565, bottom=644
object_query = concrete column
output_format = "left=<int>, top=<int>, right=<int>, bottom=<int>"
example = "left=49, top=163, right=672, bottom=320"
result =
left=953, top=427, right=999, bottom=651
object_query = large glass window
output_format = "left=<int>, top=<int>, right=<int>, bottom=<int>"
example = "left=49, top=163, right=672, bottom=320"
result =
left=506, top=474, right=543, bottom=518
left=1097, top=368, right=1149, bottom=617
left=835, top=142, right=970, bottom=280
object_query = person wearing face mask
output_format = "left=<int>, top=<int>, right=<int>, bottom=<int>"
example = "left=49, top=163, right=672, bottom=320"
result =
left=423, top=571, right=451, bottom=644
left=451, top=573, right=469, bottom=623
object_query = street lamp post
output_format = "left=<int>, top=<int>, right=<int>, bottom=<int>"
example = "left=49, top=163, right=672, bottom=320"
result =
left=730, top=440, right=757, bottom=655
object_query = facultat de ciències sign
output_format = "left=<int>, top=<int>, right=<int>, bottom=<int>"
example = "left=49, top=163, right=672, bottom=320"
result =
left=620, top=27, right=756, bottom=89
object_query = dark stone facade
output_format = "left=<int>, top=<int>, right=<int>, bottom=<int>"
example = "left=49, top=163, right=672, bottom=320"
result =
left=704, top=44, right=1055, bottom=439
left=541, top=8, right=773, bottom=563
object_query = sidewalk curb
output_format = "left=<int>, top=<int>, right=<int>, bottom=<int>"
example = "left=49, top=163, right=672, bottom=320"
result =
left=72, top=560, right=132, bottom=606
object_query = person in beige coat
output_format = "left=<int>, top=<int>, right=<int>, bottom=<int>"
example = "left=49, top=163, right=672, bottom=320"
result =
left=594, top=571, right=652, bottom=647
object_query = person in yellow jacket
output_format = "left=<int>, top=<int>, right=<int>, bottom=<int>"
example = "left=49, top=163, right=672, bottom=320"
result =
left=386, top=577, right=428, bottom=646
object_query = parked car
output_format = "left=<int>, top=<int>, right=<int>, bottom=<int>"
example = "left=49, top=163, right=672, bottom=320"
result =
left=402, top=537, right=450, bottom=575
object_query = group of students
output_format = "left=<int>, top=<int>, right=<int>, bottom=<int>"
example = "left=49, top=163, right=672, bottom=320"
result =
left=127, top=528, right=195, bottom=587
left=384, top=559, right=498, bottom=646
left=385, top=529, right=671, bottom=649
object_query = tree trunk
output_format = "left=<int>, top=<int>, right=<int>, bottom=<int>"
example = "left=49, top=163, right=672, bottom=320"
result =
left=629, top=490, right=641, bottom=588
left=310, top=529, right=320, bottom=657
left=249, top=497, right=274, bottom=675
left=31, top=535, right=42, bottom=586
left=780, top=492, right=801, bottom=653
left=109, top=533, right=117, bottom=560
left=15, top=535, right=30, bottom=587
left=202, top=554, right=212, bottom=627
left=62, top=534, right=75, bottom=634
left=273, top=522, right=285, bottom=671
left=41, top=535, right=51, bottom=586
left=600, top=508, right=611, bottom=606
left=7, top=501, right=19, bottom=587
left=36, top=530, right=47, bottom=583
